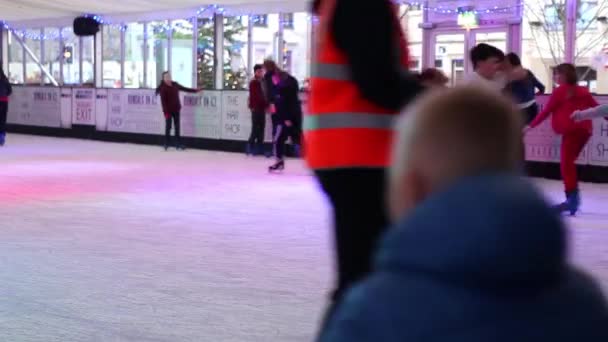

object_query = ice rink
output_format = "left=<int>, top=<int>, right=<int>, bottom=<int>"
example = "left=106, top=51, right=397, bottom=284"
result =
left=1, top=134, right=608, bottom=341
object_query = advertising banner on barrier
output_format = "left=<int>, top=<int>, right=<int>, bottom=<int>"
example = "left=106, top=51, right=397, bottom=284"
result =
left=95, top=89, right=109, bottom=131
left=587, top=97, right=608, bottom=167
left=181, top=91, right=222, bottom=139
left=60, top=88, right=73, bottom=128
left=6, top=87, right=28, bottom=125
left=107, top=89, right=164, bottom=135
left=72, top=88, right=96, bottom=125
left=7, top=87, right=62, bottom=127
left=220, top=91, right=251, bottom=141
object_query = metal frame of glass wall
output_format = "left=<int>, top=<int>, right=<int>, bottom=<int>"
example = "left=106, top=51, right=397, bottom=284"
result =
left=1, top=12, right=309, bottom=90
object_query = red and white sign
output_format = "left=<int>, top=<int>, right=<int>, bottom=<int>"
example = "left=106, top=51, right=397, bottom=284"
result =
left=72, top=88, right=96, bottom=125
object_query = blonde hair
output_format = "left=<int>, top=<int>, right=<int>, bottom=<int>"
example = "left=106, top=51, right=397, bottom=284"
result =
left=390, top=85, right=523, bottom=197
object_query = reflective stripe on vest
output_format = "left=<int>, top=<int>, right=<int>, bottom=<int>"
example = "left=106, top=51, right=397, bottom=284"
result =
left=311, top=62, right=352, bottom=81
left=311, top=62, right=409, bottom=83
left=304, top=113, right=395, bottom=131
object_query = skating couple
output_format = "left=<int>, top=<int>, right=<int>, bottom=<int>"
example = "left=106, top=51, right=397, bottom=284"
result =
left=247, top=61, right=302, bottom=172
left=466, top=44, right=599, bottom=216
left=0, top=65, right=12, bottom=147
left=156, top=71, right=202, bottom=151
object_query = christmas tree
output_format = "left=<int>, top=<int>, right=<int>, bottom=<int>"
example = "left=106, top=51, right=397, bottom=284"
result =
left=197, top=16, right=249, bottom=90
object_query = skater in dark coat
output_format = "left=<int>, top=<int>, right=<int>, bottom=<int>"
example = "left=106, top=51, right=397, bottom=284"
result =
left=503, top=52, right=545, bottom=124
left=0, top=65, right=12, bottom=146
left=269, top=71, right=302, bottom=171
left=155, top=71, right=201, bottom=150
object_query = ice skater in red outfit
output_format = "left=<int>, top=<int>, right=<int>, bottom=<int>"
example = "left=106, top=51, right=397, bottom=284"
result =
left=525, top=63, right=598, bottom=215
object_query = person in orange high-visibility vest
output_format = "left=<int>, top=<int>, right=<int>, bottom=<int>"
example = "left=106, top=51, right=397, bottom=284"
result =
left=308, top=0, right=422, bottom=325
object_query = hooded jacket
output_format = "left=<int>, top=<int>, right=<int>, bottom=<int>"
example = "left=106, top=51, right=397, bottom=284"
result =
left=320, top=174, right=608, bottom=342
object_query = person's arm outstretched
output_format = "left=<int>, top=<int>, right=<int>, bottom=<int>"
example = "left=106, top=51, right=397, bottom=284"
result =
left=174, top=82, right=200, bottom=93
left=572, top=104, right=608, bottom=121
left=528, top=87, right=563, bottom=130
left=530, top=71, right=545, bottom=94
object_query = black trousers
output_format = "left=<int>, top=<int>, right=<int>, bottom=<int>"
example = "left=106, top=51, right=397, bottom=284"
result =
left=315, top=168, right=388, bottom=327
left=165, top=112, right=180, bottom=144
left=271, top=114, right=279, bottom=137
left=248, top=110, right=266, bottom=147
left=0, top=101, right=7, bottom=133
left=273, top=123, right=301, bottom=160
left=523, top=103, right=539, bottom=125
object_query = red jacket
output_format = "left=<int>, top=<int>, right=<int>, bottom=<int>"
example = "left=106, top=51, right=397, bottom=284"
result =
left=530, top=84, right=598, bottom=135
left=248, top=78, right=267, bottom=112
left=158, top=82, right=197, bottom=115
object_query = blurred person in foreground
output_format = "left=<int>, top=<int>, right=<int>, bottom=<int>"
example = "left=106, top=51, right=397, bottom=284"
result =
left=525, top=63, right=598, bottom=216
left=306, top=0, right=422, bottom=326
left=319, top=86, right=608, bottom=342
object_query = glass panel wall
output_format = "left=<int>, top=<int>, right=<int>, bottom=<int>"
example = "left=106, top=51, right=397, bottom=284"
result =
left=102, top=25, right=122, bottom=88
left=400, top=4, right=424, bottom=73
left=147, top=20, right=169, bottom=88
left=522, top=0, right=566, bottom=93
left=574, top=1, right=608, bottom=94
left=7, top=31, right=24, bottom=84
left=82, top=36, right=95, bottom=85
left=171, top=19, right=195, bottom=87
left=251, top=13, right=280, bottom=66
left=43, top=28, right=62, bottom=85
left=197, top=17, right=215, bottom=89
left=124, top=23, right=145, bottom=88
left=283, top=12, right=311, bottom=85
left=62, top=27, right=80, bottom=85
left=223, top=16, right=249, bottom=89
left=25, top=29, right=43, bottom=84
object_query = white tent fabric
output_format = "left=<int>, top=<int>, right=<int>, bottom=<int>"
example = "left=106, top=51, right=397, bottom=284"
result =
left=0, top=0, right=306, bottom=23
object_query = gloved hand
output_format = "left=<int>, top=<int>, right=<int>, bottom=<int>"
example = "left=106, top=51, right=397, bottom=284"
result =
left=571, top=108, right=596, bottom=122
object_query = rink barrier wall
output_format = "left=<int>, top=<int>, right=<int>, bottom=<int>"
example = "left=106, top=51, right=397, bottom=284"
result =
left=5, top=86, right=608, bottom=182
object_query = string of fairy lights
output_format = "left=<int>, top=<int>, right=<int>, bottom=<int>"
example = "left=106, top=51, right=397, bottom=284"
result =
left=403, top=1, right=524, bottom=15
left=0, top=1, right=523, bottom=41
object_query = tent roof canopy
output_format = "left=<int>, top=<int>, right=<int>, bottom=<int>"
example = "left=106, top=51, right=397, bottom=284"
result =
left=1, top=0, right=307, bottom=26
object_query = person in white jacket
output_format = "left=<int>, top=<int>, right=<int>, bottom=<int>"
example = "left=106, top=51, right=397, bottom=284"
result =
left=571, top=104, right=608, bottom=121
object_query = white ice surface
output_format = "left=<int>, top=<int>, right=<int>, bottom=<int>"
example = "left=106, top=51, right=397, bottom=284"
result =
left=1, top=134, right=607, bottom=342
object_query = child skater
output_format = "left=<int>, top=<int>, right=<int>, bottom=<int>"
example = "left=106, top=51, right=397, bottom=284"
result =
left=525, top=63, right=598, bottom=215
